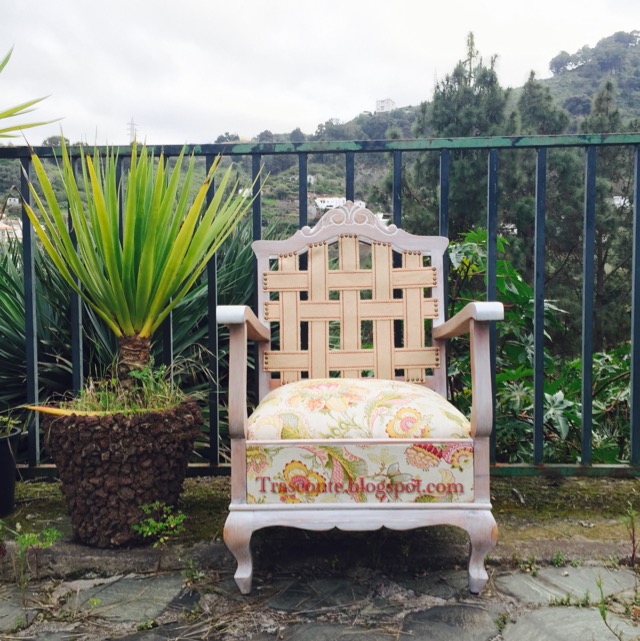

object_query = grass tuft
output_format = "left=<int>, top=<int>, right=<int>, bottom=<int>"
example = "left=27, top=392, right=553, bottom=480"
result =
left=60, top=365, right=193, bottom=414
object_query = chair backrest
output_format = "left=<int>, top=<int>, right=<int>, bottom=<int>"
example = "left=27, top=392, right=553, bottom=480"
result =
left=253, top=201, right=449, bottom=400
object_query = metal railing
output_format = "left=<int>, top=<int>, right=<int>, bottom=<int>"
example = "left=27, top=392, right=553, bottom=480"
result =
left=2, top=133, right=640, bottom=476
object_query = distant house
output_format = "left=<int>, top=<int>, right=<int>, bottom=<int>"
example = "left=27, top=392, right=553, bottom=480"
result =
left=6, top=197, right=19, bottom=208
left=375, top=98, right=396, bottom=114
left=314, top=197, right=366, bottom=210
left=0, top=220, right=22, bottom=240
left=288, top=175, right=316, bottom=185
left=612, top=195, right=630, bottom=208
left=500, top=223, right=518, bottom=236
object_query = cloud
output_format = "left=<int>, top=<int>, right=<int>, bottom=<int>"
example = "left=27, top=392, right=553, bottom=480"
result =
left=1, top=0, right=638, bottom=145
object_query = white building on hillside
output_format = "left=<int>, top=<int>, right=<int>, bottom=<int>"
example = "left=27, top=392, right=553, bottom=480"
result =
left=375, top=98, right=396, bottom=113
left=315, top=197, right=366, bottom=211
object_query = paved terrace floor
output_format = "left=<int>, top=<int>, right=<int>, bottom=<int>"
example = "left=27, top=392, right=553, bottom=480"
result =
left=0, top=476, right=639, bottom=640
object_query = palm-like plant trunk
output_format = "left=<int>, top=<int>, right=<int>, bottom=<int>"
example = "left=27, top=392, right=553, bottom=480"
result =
left=117, top=335, right=152, bottom=382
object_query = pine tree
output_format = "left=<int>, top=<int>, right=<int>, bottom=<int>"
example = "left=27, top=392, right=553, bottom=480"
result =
left=580, top=79, right=633, bottom=351
left=404, top=33, right=511, bottom=237
left=499, top=72, right=573, bottom=283
left=518, top=71, right=570, bottom=135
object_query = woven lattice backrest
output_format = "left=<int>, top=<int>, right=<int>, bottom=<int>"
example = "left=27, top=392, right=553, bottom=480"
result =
left=253, top=202, right=449, bottom=397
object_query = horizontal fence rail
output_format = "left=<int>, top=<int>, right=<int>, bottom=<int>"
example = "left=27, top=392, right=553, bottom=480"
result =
left=2, top=133, right=640, bottom=477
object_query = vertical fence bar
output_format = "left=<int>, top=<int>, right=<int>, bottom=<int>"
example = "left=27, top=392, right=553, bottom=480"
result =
left=486, top=149, right=499, bottom=464
left=391, top=151, right=403, bottom=348
left=581, top=146, right=597, bottom=466
left=69, top=157, right=83, bottom=394
left=252, top=154, right=263, bottom=244
left=251, top=153, right=263, bottom=309
left=116, top=157, right=124, bottom=245
left=345, top=152, right=355, bottom=202
left=251, top=154, right=263, bottom=405
left=159, top=154, right=173, bottom=368
left=205, top=155, right=219, bottom=470
left=439, top=149, right=450, bottom=324
left=439, top=149, right=450, bottom=237
left=630, top=146, right=640, bottom=466
left=68, top=217, right=83, bottom=394
left=533, top=148, right=547, bottom=465
left=161, top=313, right=174, bottom=368
left=20, top=157, right=40, bottom=466
left=298, top=153, right=308, bottom=228
left=392, top=151, right=402, bottom=227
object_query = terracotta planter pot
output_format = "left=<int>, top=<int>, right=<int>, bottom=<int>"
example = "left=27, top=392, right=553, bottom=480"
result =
left=44, top=399, right=202, bottom=547
left=0, top=427, right=21, bottom=517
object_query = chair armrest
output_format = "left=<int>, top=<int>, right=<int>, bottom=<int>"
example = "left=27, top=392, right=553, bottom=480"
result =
left=217, top=305, right=270, bottom=342
left=432, top=302, right=504, bottom=339
left=217, top=306, right=270, bottom=440
left=433, top=302, right=503, bottom=439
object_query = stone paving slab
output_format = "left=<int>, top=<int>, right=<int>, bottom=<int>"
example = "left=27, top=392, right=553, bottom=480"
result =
left=62, top=573, right=186, bottom=623
left=495, top=565, right=637, bottom=605
left=401, top=604, right=502, bottom=641
left=251, top=622, right=397, bottom=641
left=2, top=566, right=640, bottom=640
left=502, top=606, right=640, bottom=641
left=399, top=569, right=469, bottom=599
left=266, top=577, right=370, bottom=611
left=0, top=586, right=36, bottom=633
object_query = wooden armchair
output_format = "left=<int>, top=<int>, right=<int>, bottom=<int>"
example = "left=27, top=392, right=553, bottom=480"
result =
left=219, top=201, right=503, bottom=594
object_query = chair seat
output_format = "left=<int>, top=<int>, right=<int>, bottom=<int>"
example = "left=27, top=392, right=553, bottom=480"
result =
left=247, top=378, right=471, bottom=441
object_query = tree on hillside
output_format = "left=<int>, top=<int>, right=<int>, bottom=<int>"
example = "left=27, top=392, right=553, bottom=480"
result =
left=429, top=33, right=509, bottom=138
left=42, top=135, right=70, bottom=147
left=404, top=33, right=511, bottom=236
left=0, top=160, right=19, bottom=198
left=581, top=79, right=621, bottom=132
left=290, top=127, right=306, bottom=143
left=580, top=79, right=633, bottom=351
left=538, top=79, right=635, bottom=355
left=313, top=118, right=345, bottom=140
left=495, top=72, right=573, bottom=283
left=546, top=31, right=640, bottom=122
left=549, top=51, right=573, bottom=75
left=518, top=72, right=569, bottom=135
left=215, top=132, right=240, bottom=143
left=256, top=130, right=274, bottom=143
left=563, top=95, right=591, bottom=117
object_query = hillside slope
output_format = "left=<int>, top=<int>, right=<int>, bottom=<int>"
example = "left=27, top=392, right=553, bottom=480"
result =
left=539, top=30, right=640, bottom=121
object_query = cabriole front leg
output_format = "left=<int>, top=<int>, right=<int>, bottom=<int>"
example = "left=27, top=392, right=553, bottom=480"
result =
left=223, top=512, right=255, bottom=594
left=466, top=510, right=498, bottom=594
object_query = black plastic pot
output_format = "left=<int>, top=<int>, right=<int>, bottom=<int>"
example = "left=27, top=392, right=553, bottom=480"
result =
left=0, top=427, right=21, bottom=517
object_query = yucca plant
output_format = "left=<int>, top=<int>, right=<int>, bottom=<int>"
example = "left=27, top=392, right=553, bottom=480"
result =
left=23, top=139, right=255, bottom=390
left=19, top=139, right=258, bottom=547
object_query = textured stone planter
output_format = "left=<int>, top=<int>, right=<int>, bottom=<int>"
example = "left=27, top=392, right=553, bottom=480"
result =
left=44, top=400, right=202, bottom=547
left=0, top=427, right=21, bottom=517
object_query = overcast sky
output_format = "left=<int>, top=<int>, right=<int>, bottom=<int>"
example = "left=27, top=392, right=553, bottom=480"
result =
left=1, top=0, right=638, bottom=146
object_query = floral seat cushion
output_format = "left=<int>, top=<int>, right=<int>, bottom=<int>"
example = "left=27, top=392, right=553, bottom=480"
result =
left=247, top=378, right=471, bottom=441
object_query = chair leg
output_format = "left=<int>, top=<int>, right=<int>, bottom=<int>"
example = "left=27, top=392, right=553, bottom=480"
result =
left=466, top=510, right=498, bottom=594
left=223, top=512, right=255, bottom=594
